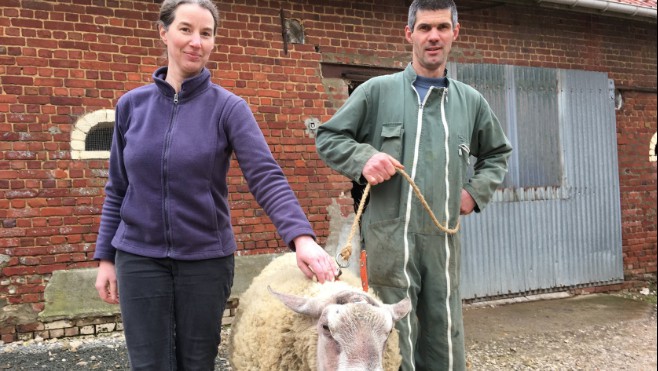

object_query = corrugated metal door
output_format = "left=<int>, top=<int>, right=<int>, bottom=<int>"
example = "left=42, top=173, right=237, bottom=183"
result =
left=455, top=64, right=623, bottom=300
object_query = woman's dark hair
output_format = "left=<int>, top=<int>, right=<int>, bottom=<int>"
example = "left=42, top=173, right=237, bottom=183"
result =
left=157, top=0, right=220, bottom=34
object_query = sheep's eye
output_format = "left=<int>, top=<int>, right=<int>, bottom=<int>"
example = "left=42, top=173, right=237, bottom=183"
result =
left=321, top=324, right=333, bottom=336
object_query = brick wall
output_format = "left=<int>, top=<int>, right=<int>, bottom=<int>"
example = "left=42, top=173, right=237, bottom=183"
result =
left=1, top=0, right=656, bottom=343
left=617, top=91, right=658, bottom=278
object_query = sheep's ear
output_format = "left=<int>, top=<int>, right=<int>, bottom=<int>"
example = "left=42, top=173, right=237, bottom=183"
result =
left=388, top=297, right=412, bottom=322
left=268, top=286, right=325, bottom=318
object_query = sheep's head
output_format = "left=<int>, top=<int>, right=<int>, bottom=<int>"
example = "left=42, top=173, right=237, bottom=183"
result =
left=268, top=286, right=411, bottom=371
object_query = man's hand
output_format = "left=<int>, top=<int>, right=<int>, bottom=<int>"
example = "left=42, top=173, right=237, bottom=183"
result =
left=460, top=189, right=477, bottom=215
left=362, top=153, right=404, bottom=185
left=294, top=235, right=339, bottom=284
left=95, top=260, right=119, bottom=304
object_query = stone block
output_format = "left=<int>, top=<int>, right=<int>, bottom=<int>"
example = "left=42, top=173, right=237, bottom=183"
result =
left=80, top=325, right=95, bottom=335
left=231, top=253, right=283, bottom=298
left=44, top=320, right=74, bottom=330
left=39, top=268, right=120, bottom=322
left=64, top=327, right=79, bottom=337
left=17, top=333, right=33, bottom=341
left=96, top=323, right=115, bottom=333
left=32, top=254, right=290, bottom=329
left=49, top=329, right=65, bottom=339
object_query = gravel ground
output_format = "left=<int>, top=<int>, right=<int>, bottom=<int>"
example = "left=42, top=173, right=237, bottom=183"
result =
left=465, top=299, right=657, bottom=370
left=1, top=291, right=655, bottom=370
left=0, top=328, right=232, bottom=371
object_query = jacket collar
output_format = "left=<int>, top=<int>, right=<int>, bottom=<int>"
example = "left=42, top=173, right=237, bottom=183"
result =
left=153, top=66, right=211, bottom=101
left=403, top=63, right=451, bottom=88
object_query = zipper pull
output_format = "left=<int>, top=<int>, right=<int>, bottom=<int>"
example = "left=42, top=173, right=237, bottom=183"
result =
left=174, top=93, right=179, bottom=104
left=459, top=143, right=470, bottom=165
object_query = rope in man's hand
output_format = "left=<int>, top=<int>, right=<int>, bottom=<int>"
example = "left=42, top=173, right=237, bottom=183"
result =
left=336, top=167, right=461, bottom=268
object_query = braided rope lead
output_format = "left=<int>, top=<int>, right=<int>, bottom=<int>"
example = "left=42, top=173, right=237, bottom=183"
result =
left=338, top=182, right=371, bottom=265
left=337, top=168, right=460, bottom=266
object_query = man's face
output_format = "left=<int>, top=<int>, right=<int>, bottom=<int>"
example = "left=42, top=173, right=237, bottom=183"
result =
left=405, top=9, right=460, bottom=78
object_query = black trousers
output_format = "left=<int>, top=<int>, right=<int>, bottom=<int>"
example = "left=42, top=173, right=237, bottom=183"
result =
left=115, top=250, right=234, bottom=371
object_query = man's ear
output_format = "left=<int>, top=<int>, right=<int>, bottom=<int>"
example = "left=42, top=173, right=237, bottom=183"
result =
left=453, top=22, right=460, bottom=41
left=405, top=25, right=413, bottom=43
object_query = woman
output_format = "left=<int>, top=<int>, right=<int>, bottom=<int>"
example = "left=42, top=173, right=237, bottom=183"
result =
left=93, top=0, right=338, bottom=369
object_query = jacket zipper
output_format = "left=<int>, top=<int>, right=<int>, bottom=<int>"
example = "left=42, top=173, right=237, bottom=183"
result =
left=163, top=93, right=179, bottom=255
left=439, top=87, right=450, bottom=220
left=436, top=87, right=457, bottom=370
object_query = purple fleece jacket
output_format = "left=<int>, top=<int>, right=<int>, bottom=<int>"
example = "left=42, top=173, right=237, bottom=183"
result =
left=93, top=67, right=315, bottom=262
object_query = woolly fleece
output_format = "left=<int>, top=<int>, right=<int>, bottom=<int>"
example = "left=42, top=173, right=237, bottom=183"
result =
left=228, top=252, right=403, bottom=370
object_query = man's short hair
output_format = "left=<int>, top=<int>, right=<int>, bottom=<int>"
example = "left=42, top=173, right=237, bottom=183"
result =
left=408, top=0, right=459, bottom=30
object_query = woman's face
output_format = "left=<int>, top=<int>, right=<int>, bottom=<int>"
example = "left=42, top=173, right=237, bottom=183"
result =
left=159, top=3, right=215, bottom=79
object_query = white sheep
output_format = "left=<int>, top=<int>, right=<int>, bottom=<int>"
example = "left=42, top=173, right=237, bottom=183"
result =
left=229, top=252, right=411, bottom=371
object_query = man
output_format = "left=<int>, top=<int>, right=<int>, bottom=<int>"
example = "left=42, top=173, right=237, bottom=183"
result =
left=315, top=0, right=513, bottom=370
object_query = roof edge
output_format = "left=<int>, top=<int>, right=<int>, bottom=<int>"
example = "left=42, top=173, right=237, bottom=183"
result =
left=537, top=0, right=657, bottom=19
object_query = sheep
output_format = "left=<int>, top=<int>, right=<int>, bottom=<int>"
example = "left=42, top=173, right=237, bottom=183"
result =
left=229, top=252, right=411, bottom=371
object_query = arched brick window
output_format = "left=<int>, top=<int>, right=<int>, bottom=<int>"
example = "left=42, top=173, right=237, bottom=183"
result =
left=71, top=109, right=115, bottom=160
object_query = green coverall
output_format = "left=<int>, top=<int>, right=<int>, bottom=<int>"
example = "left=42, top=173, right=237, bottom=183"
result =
left=316, top=64, right=512, bottom=371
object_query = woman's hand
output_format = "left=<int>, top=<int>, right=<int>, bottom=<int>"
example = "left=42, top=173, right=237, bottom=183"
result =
left=294, top=235, right=339, bottom=284
left=95, top=260, right=119, bottom=304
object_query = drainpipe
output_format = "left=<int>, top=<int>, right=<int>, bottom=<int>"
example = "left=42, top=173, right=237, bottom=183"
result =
left=537, top=0, right=657, bottom=19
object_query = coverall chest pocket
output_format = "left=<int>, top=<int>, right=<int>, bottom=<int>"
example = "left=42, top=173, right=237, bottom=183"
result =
left=457, top=135, right=472, bottom=183
left=379, top=123, right=404, bottom=160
